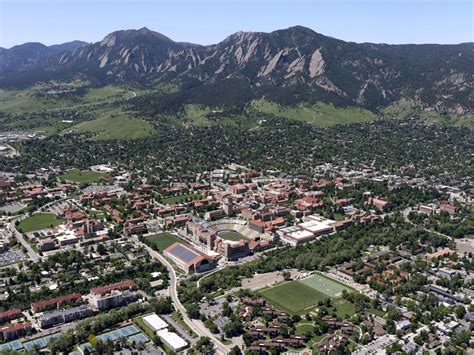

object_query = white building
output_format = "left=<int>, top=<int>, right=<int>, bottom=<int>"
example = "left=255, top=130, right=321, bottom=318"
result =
left=157, top=329, right=188, bottom=352
left=143, top=313, right=168, bottom=331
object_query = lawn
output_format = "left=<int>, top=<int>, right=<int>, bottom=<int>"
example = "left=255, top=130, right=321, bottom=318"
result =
left=296, top=323, right=315, bottom=336
left=217, top=230, right=248, bottom=241
left=299, top=273, right=355, bottom=298
left=59, top=169, right=106, bottom=183
left=260, top=281, right=328, bottom=314
left=70, top=115, right=156, bottom=140
left=18, top=213, right=63, bottom=232
left=161, top=193, right=202, bottom=205
left=147, top=233, right=187, bottom=252
left=251, top=99, right=377, bottom=127
left=331, top=299, right=356, bottom=318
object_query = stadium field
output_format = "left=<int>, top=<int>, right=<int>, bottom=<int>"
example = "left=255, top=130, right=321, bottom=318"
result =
left=217, top=230, right=248, bottom=241
left=260, top=281, right=328, bottom=314
left=299, top=273, right=354, bottom=298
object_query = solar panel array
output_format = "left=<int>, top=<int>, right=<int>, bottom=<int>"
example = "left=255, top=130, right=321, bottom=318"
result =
left=169, top=243, right=199, bottom=262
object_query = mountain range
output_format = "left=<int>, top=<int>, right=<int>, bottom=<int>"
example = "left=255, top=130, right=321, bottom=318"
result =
left=1, top=26, right=472, bottom=114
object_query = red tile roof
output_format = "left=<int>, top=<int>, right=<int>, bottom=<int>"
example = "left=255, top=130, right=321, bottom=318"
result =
left=90, top=280, right=136, bottom=295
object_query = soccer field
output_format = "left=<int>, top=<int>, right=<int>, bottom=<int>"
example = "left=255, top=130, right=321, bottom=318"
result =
left=260, top=281, right=328, bottom=314
left=299, top=273, right=354, bottom=298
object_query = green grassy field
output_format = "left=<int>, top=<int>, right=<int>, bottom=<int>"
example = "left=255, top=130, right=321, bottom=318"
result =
left=0, top=85, right=132, bottom=113
left=331, top=299, right=356, bottom=318
left=251, top=99, right=377, bottom=127
left=147, top=233, right=187, bottom=252
left=217, top=230, right=249, bottom=241
left=161, top=193, right=202, bottom=205
left=59, top=169, right=107, bottom=183
left=18, top=213, right=63, bottom=232
left=69, top=115, right=156, bottom=140
left=299, top=273, right=355, bottom=298
left=260, top=281, right=328, bottom=314
left=296, top=323, right=315, bottom=336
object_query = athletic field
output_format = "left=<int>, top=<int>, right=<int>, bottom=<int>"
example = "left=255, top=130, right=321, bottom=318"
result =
left=217, top=230, right=248, bottom=242
left=259, top=273, right=355, bottom=314
left=299, top=273, right=354, bottom=298
left=147, top=233, right=187, bottom=252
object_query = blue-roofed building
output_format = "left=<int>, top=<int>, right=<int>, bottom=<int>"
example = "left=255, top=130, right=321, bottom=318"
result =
left=163, top=242, right=215, bottom=274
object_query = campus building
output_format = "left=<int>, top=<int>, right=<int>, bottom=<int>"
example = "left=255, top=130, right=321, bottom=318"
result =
left=89, top=290, right=136, bottom=311
left=163, top=242, right=216, bottom=274
left=31, top=293, right=82, bottom=313
left=38, top=305, right=93, bottom=328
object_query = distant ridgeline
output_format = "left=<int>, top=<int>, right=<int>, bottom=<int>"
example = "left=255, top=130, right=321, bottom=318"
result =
left=0, top=26, right=473, bottom=116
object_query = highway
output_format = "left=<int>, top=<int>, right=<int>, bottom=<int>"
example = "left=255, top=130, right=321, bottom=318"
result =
left=136, top=239, right=231, bottom=354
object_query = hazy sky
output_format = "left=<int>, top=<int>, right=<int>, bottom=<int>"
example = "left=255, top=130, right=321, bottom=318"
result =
left=0, top=0, right=472, bottom=48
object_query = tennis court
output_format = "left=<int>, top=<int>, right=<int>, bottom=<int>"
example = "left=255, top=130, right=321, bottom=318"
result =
left=0, top=340, right=23, bottom=351
left=96, top=324, right=140, bottom=342
left=299, top=273, right=354, bottom=297
left=129, top=332, right=150, bottom=344
left=79, top=324, right=150, bottom=351
left=0, top=333, right=61, bottom=352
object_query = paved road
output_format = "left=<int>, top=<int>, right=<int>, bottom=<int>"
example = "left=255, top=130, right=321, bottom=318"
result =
left=6, top=198, right=71, bottom=263
left=9, top=225, right=40, bottom=262
left=136, top=239, right=231, bottom=354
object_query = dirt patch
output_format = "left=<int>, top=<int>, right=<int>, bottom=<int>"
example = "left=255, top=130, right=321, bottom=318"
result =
left=234, top=269, right=305, bottom=292
left=455, top=238, right=474, bottom=255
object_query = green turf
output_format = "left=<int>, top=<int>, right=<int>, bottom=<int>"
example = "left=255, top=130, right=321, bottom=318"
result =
left=299, top=273, right=355, bottom=298
left=161, top=193, right=202, bottom=205
left=147, top=233, right=187, bottom=252
left=217, top=230, right=249, bottom=241
left=260, top=281, right=328, bottom=314
left=70, top=115, right=156, bottom=140
left=251, top=99, right=377, bottom=127
left=59, top=169, right=106, bottom=183
left=18, top=213, right=63, bottom=232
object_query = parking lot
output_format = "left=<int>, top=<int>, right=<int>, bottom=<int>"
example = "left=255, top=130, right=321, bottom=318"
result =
left=0, top=202, right=27, bottom=214
left=354, top=334, right=396, bottom=354
left=0, top=249, right=26, bottom=266
left=48, top=201, right=74, bottom=215
left=200, top=295, right=239, bottom=319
